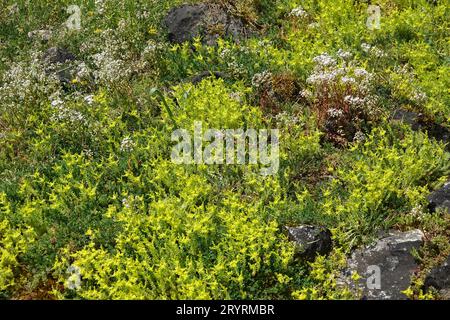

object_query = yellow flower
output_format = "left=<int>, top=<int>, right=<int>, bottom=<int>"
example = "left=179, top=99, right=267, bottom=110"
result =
left=351, top=271, right=361, bottom=281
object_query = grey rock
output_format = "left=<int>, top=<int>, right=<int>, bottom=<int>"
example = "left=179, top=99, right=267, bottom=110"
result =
left=392, top=109, right=450, bottom=150
left=392, top=109, right=424, bottom=131
left=428, top=181, right=450, bottom=214
left=344, top=229, right=424, bottom=300
left=190, top=71, right=226, bottom=85
left=424, top=255, right=450, bottom=298
left=164, top=3, right=248, bottom=45
left=43, top=47, right=76, bottom=65
left=286, top=225, right=332, bottom=261
left=42, top=47, right=77, bottom=86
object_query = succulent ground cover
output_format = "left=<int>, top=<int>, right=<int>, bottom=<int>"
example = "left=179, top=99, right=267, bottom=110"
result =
left=0, top=0, right=449, bottom=300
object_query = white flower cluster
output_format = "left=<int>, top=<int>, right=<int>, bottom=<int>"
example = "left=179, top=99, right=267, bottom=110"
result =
left=122, top=197, right=131, bottom=209
left=229, top=92, right=243, bottom=103
left=143, top=41, right=157, bottom=56
left=390, top=65, right=428, bottom=105
left=344, top=95, right=365, bottom=107
left=289, top=6, right=308, bottom=18
left=95, top=0, right=107, bottom=15
left=300, top=89, right=313, bottom=99
left=410, top=205, right=424, bottom=218
left=84, top=95, right=94, bottom=105
left=361, top=43, right=386, bottom=58
left=0, top=51, right=59, bottom=109
left=219, top=48, right=232, bottom=59
left=252, top=71, right=273, bottom=89
left=136, top=10, right=150, bottom=20
left=274, top=111, right=301, bottom=127
left=341, top=76, right=356, bottom=85
left=306, top=51, right=381, bottom=121
left=74, top=62, right=91, bottom=81
left=82, top=148, right=94, bottom=158
left=92, top=50, right=129, bottom=84
left=79, top=27, right=148, bottom=85
left=361, top=43, right=372, bottom=53
left=337, top=49, right=352, bottom=61
left=353, top=131, right=366, bottom=143
left=120, top=137, right=136, bottom=152
left=412, top=90, right=428, bottom=104
left=50, top=98, right=87, bottom=125
left=307, top=52, right=373, bottom=89
left=27, top=29, right=52, bottom=42
left=221, top=46, right=250, bottom=78
left=312, top=53, right=337, bottom=69
left=327, top=108, right=344, bottom=118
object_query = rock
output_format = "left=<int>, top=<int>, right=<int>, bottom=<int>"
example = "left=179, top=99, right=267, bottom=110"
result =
left=344, top=229, right=424, bottom=300
left=426, top=122, right=450, bottom=149
left=190, top=71, right=226, bottom=85
left=424, top=255, right=450, bottom=298
left=43, top=47, right=76, bottom=65
left=392, top=109, right=450, bottom=150
left=392, top=109, right=423, bottom=131
left=42, top=47, right=77, bottom=86
left=164, top=3, right=248, bottom=45
left=428, top=181, right=450, bottom=213
left=285, top=225, right=332, bottom=261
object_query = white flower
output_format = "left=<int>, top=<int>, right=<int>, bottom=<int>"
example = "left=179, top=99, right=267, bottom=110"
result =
left=50, top=98, right=87, bottom=124
left=313, top=53, right=337, bottom=68
left=95, top=0, right=106, bottom=14
left=308, top=22, right=320, bottom=29
left=275, top=111, right=300, bottom=126
left=137, top=10, right=150, bottom=20
left=252, top=71, right=272, bottom=88
left=307, top=68, right=344, bottom=85
left=353, top=131, right=366, bottom=143
left=51, top=99, right=64, bottom=107
left=82, top=148, right=94, bottom=158
left=143, top=41, right=158, bottom=55
left=341, top=76, right=356, bottom=85
left=354, top=68, right=371, bottom=79
left=300, top=89, right=312, bottom=99
left=92, top=50, right=129, bottom=84
left=84, top=95, right=94, bottom=105
left=27, top=29, right=52, bottom=42
left=76, top=62, right=91, bottom=79
left=371, top=47, right=387, bottom=58
left=344, top=95, right=365, bottom=107
left=361, top=43, right=372, bottom=53
left=327, top=108, right=344, bottom=118
left=122, top=197, right=131, bottom=209
left=120, top=137, right=136, bottom=152
left=413, top=91, right=427, bottom=103
left=219, top=48, right=231, bottom=59
left=410, top=205, right=423, bottom=218
left=337, top=49, right=352, bottom=60
left=229, top=92, right=243, bottom=103
left=289, top=6, right=308, bottom=18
